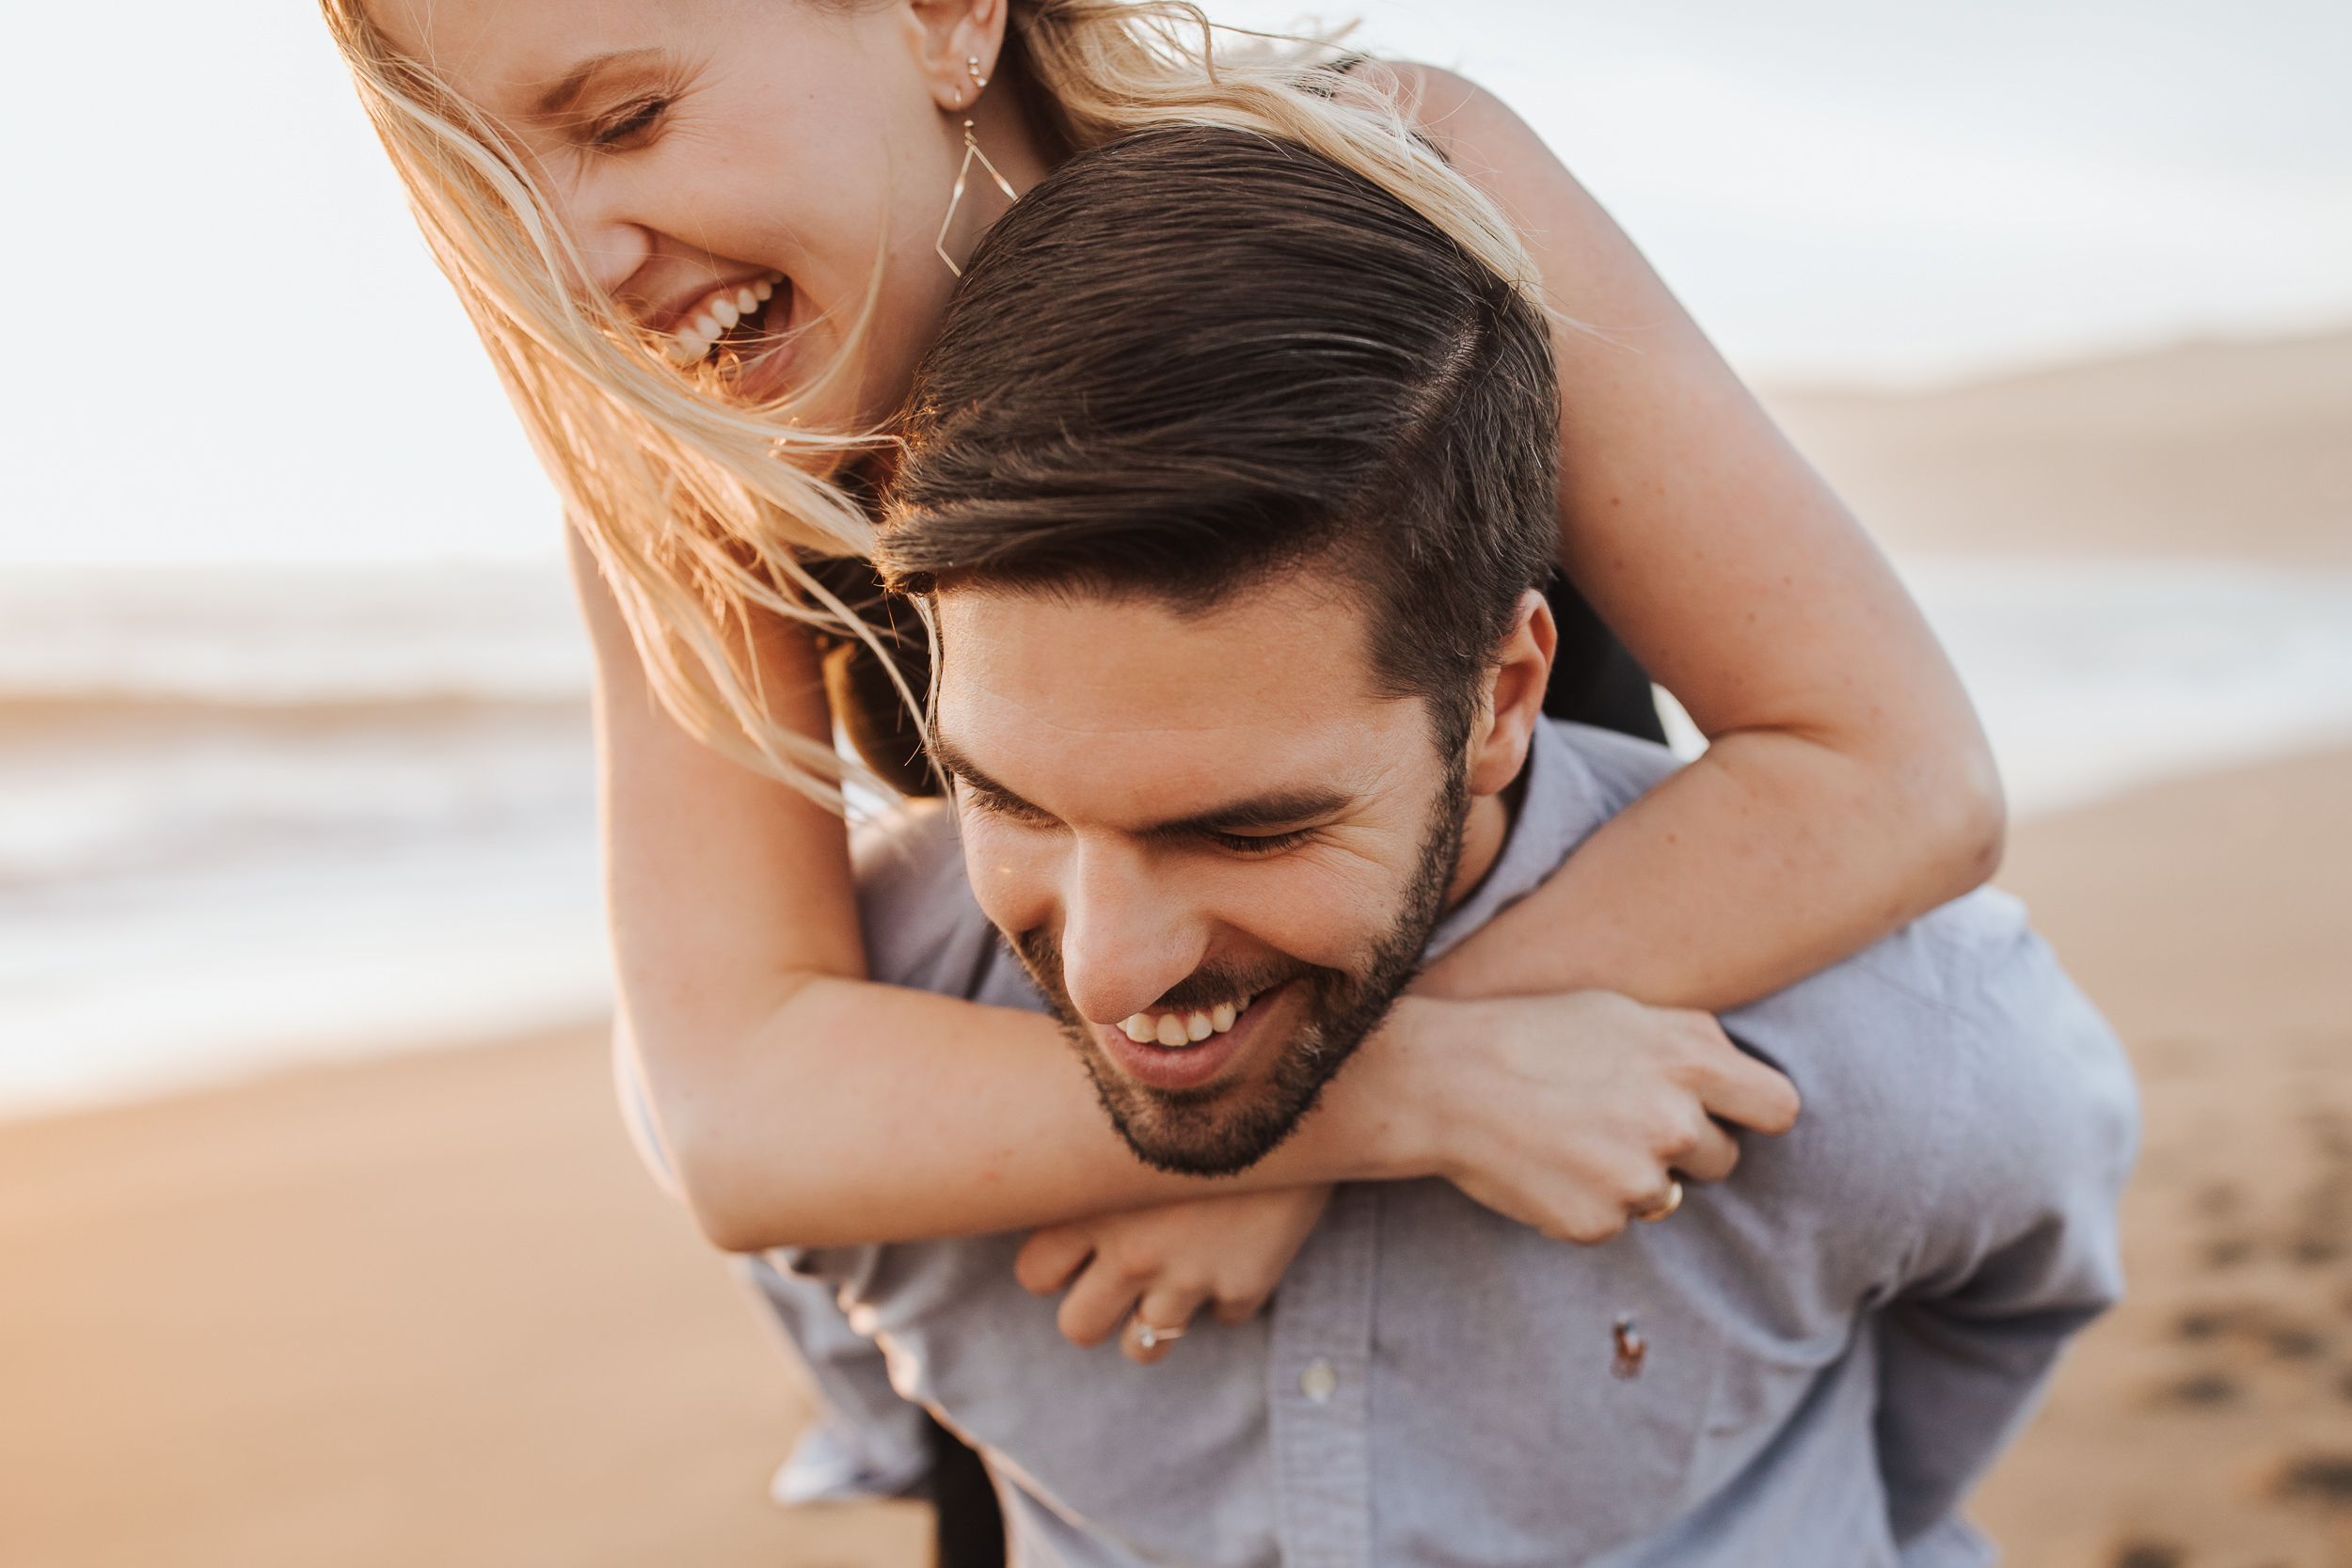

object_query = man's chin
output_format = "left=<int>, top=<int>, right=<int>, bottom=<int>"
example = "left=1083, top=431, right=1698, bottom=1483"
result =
left=1079, top=1054, right=1323, bottom=1177
left=1075, top=990, right=1358, bottom=1177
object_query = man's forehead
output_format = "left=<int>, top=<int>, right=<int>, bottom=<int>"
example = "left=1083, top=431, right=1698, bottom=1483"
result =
left=933, top=577, right=1371, bottom=731
left=930, top=578, right=1411, bottom=819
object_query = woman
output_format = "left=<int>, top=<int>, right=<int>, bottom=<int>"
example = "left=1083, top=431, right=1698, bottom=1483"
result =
left=321, top=0, right=1998, bottom=1347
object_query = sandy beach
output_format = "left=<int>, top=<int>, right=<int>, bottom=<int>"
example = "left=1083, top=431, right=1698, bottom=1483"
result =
left=1763, top=327, right=2352, bottom=564
left=0, top=1028, right=926, bottom=1568
left=5, top=328, right=2346, bottom=1565
left=6, top=745, right=2344, bottom=1566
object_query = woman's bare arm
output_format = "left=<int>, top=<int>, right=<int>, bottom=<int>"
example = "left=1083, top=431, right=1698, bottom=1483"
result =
left=580, top=532, right=1788, bottom=1252
left=596, top=68, right=1978, bottom=1256
left=1388, top=67, right=2003, bottom=1009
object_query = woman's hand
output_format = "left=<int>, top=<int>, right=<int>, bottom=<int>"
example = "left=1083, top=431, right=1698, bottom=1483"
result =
left=1009, top=990, right=1791, bottom=1361
left=1333, top=992, right=1802, bottom=1245
left=1014, top=1186, right=1335, bottom=1364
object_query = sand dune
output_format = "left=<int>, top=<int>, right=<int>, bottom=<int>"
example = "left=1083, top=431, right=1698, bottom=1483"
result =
left=1763, top=328, right=2352, bottom=562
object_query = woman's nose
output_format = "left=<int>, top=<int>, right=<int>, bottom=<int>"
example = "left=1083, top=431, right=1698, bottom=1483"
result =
left=543, top=173, right=656, bottom=301
left=574, top=222, right=655, bottom=301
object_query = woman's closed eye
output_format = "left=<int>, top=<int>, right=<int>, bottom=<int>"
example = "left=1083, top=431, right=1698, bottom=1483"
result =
left=588, top=95, right=671, bottom=150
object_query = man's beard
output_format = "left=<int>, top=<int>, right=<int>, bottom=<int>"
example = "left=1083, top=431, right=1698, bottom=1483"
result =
left=1008, top=763, right=1470, bottom=1176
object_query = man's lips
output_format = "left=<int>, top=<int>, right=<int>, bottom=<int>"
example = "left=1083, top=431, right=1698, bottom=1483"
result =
left=1097, top=982, right=1294, bottom=1093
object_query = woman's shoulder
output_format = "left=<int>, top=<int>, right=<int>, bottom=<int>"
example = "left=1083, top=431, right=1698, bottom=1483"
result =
left=1328, top=59, right=1537, bottom=168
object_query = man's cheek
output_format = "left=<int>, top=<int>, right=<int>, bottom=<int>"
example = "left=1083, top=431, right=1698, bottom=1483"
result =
left=959, top=815, right=1058, bottom=935
left=1231, top=858, right=1400, bottom=974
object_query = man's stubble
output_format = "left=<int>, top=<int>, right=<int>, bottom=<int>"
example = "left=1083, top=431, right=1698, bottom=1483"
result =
left=1008, top=758, right=1470, bottom=1177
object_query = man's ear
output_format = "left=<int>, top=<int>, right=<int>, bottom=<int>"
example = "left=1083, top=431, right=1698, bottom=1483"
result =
left=900, top=0, right=1013, bottom=114
left=1465, top=590, right=1556, bottom=800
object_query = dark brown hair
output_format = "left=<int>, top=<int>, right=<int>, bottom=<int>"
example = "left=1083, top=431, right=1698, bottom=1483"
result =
left=878, top=125, right=1560, bottom=753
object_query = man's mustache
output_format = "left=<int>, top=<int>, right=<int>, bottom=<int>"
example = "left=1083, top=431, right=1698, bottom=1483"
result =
left=1008, top=930, right=1317, bottom=1021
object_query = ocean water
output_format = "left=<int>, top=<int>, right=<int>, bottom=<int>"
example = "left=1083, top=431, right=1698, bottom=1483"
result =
left=3, top=557, right=2348, bottom=1119
left=1900, top=558, right=2352, bottom=817
left=0, top=565, right=604, bottom=1118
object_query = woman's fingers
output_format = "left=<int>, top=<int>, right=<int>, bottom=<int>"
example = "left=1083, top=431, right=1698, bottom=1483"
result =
left=1122, top=1285, right=1208, bottom=1366
left=1673, top=1117, right=1743, bottom=1186
left=1053, top=1252, right=1146, bottom=1347
left=1014, top=1225, right=1098, bottom=1297
left=1210, top=1288, right=1274, bottom=1327
left=1698, top=1049, right=1802, bottom=1136
left=1670, top=1012, right=1801, bottom=1135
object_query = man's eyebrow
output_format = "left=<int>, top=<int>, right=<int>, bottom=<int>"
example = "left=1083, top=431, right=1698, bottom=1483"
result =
left=930, top=733, right=1352, bottom=837
left=930, top=736, right=1041, bottom=816
left=532, top=49, right=664, bottom=118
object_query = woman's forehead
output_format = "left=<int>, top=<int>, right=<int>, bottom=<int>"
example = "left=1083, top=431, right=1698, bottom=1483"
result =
left=368, top=0, right=700, bottom=104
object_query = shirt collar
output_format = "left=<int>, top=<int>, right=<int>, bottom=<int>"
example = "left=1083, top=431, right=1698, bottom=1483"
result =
left=1421, top=721, right=1614, bottom=967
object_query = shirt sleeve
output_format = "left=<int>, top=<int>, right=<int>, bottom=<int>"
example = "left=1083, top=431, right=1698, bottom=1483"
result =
left=1871, top=919, right=2139, bottom=1545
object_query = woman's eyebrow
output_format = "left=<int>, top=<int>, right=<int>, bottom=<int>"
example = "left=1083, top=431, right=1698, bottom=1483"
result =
left=533, top=48, right=664, bottom=118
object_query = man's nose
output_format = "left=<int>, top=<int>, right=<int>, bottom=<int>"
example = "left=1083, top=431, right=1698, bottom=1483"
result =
left=1057, top=842, right=1211, bottom=1025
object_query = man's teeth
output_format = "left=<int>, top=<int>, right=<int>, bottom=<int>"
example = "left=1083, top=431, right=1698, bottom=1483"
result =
left=666, top=273, right=781, bottom=365
left=1119, top=995, right=1254, bottom=1047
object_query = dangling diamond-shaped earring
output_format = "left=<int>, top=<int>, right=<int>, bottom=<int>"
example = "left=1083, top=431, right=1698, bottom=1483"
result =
left=935, top=119, right=1019, bottom=278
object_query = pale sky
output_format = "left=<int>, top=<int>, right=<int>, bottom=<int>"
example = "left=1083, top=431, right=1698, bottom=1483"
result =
left=4, top=0, right=2344, bottom=564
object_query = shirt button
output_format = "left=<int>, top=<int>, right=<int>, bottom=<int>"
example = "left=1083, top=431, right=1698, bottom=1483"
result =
left=1299, top=1357, right=1339, bottom=1404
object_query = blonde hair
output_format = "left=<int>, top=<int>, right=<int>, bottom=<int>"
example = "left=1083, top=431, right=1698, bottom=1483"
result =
left=318, top=0, right=1537, bottom=808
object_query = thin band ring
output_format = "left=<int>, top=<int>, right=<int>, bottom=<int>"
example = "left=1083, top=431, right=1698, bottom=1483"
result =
left=1133, top=1320, right=1188, bottom=1351
left=1631, top=1179, right=1684, bottom=1223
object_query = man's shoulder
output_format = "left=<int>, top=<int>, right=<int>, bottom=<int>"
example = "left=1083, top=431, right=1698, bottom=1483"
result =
left=1724, top=888, right=2136, bottom=1264
left=1537, top=720, right=2133, bottom=1160
left=1534, top=719, right=2136, bottom=1281
left=1545, top=720, right=1683, bottom=816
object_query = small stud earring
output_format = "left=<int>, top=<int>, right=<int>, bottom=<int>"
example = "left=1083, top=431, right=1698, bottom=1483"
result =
left=967, top=55, right=989, bottom=90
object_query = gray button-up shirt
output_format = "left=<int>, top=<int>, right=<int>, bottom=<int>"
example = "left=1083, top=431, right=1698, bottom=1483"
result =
left=770, top=721, right=2137, bottom=1568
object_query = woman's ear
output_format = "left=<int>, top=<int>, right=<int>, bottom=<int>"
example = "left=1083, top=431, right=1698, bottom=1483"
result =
left=1465, top=590, right=1557, bottom=800
left=903, top=0, right=1013, bottom=113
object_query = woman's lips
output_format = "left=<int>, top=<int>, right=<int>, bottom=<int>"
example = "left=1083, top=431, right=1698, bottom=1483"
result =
left=713, top=282, right=803, bottom=403
left=664, top=272, right=782, bottom=364
left=1098, top=982, right=1293, bottom=1094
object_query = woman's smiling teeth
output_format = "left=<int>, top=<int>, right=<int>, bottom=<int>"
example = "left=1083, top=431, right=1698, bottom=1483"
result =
left=665, top=273, right=783, bottom=365
left=1120, top=998, right=1249, bottom=1048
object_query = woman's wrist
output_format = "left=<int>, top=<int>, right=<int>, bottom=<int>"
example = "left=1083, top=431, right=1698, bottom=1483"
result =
left=1302, top=994, right=1473, bottom=1187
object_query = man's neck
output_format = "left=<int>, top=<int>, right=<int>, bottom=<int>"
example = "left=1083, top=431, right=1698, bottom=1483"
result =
left=1442, top=763, right=1526, bottom=915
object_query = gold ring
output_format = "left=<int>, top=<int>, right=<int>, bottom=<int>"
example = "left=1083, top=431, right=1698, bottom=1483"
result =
left=1133, top=1320, right=1187, bottom=1351
left=1632, top=1179, right=1684, bottom=1223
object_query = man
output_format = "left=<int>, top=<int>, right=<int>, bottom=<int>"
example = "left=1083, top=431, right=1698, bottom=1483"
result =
left=765, top=126, right=2136, bottom=1565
